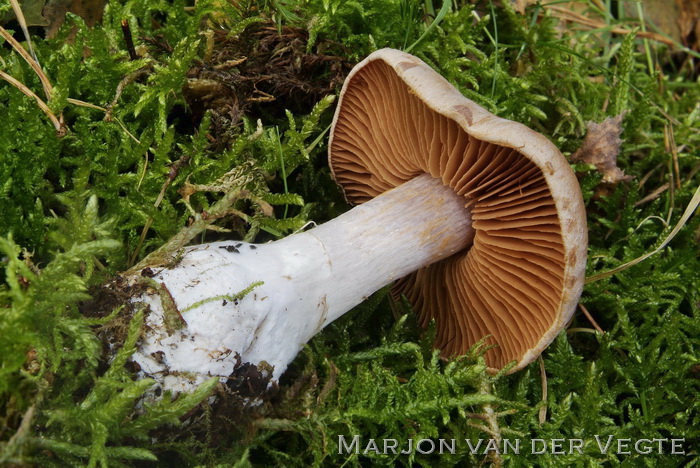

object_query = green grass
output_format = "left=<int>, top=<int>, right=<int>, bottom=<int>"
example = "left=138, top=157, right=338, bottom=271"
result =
left=1, top=0, right=699, bottom=466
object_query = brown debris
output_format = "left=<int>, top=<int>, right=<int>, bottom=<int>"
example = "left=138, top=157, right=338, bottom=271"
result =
left=623, top=0, right=700, bottom=52
left=510, top=0, right=539, bottom=15
left=142, top=356, right=281, bottom=446
left=43, top=0, right=107, bottom=38
left=183, top=22, right=353, bottom=149
left=547, top=5, right=677, bottom=47
left=571, top=113, right=633, bottom=185
left=471, top=0, right=540, bottom=16
left=677, top=0, right=700, bottom=52
left=1, top=0, right=106, bottom=32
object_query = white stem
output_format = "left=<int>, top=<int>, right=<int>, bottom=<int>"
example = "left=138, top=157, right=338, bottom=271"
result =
left=299, top=173, right=474, bottom=325
left=130, top=174, right=473, bottom=395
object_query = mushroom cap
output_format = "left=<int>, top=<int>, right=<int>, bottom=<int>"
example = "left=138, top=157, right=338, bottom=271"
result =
left=328, top=48, right=587, bottom=373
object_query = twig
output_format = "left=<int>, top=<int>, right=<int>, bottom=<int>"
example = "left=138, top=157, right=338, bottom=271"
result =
left=128, top=154, right=191, bottom=267
left=66, top=98, right=141, bottom=144
left=0, top=70, right=65, bottom=135
left=663, top=124, right=677, bottom=226
left=127, top=188, right=244, bottom=274
left=121, top=19, right=138, bottom=61
left=579, top=303, right=605, bottom=334
left=0, top=23, right=140, bottom=142
left=538, top=357, right=547, bottom=425
left=567, top=327, right=600, bottom=335
left=634, top=182, right=669, bottom=207
left=9, top=0, right=37, bottom=62
left=67, top=97, right=106, bottom=112
left=472, top=379, right=504, bottom=467
left=590, top=0, right=605, bottom=11
left=316, top=361, right=338, bottom=405
left=0, top=25, right=53, bottom=99
left=686, top=162, right=700, bottom=185
left=105, top=68, right=150, bottom=121
left=665, top=124, right=681, bottom=190
left=546, top=5, right=675, bottom=47
left=587, top=182, right=700, bottom=283
left=637, top=162, right=663, bottom=189
left=0, top=405, right=35, bottom=464
left=127, top=160, right=268, bottom=276
left=0, top=19, right=67, bottom=132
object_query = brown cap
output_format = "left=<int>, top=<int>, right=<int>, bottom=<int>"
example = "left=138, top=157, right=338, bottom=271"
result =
left=328, top=49, right=587, bottom=372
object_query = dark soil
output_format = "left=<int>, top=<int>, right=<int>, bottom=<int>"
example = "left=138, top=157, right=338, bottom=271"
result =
left=182, top=22, right=354, bottom=150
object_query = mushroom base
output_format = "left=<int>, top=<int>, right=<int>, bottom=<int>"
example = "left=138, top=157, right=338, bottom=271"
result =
left=126, top=174, right=473, bottom=398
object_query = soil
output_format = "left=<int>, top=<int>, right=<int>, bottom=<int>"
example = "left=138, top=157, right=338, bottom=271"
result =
left=182, top=22, right=354, bottom=150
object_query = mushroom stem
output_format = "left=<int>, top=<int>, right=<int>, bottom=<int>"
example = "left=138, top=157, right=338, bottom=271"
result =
left=130, top=173, right=473, bottom=395
left=305, top=173, right=474, bottom=323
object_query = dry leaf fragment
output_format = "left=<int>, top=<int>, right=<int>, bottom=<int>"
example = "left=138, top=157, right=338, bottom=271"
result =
left=1, top=0, right=107, bottom=37
left=677, top=0, right=700, bottom=52
left=571, top=113, right=633, bottom=184
left=43, top=0, right=107, bottom=39
left=511, top=0, right=539, bottom=15
left=622, top=0, right=700, bottom=52
left=624, top=0, right=683, bottom=44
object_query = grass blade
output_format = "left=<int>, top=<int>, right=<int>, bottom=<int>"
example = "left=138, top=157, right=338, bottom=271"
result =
left=405, top=0, right=451, bottom=54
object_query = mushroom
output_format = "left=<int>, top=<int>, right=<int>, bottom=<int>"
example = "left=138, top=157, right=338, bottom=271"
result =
left=126, top=48, right=587, bottom=397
